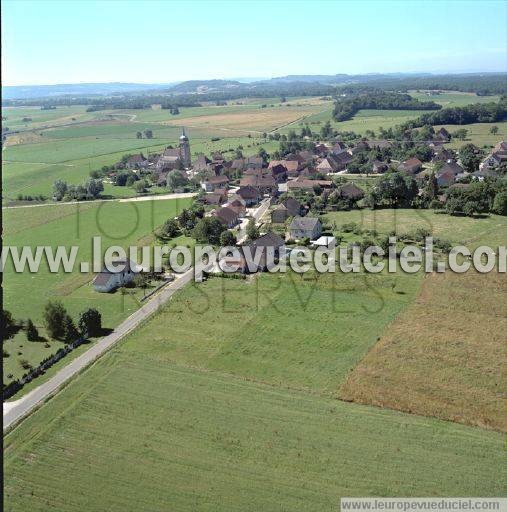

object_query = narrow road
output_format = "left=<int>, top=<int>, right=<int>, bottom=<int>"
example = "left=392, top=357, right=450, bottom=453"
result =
left=3, top=192, right=197, bottom=209
left=3, top=268, right=195, bottom=430
left=236, top=197, right=271, bottom=243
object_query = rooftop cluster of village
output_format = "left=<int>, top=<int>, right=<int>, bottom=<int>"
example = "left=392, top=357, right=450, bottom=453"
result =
left=91, top=128, right=506, bottom=291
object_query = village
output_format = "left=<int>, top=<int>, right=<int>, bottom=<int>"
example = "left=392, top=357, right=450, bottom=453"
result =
left=92, top=127, right=507, bottom=290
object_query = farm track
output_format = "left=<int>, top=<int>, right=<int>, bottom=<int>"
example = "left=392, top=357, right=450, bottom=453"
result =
left=2, top=192, right=197, bottom=209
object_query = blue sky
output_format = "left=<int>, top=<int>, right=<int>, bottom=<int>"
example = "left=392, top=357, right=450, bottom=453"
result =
left=2, top=0, right=507, bottom=85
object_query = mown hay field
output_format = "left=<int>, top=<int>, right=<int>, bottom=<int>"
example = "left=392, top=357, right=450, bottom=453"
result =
left=340, top=269, right=507, bottom=431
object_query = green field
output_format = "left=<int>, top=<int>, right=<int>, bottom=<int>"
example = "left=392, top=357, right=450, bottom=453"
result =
left=2, top=99, right=328, bottom=201
left=409, top=91, right=501, bottom=107
left=323, top=208, right=507, bottom=249
left=4, top=361, right=504, bottom=511
left=4, top=208, right=506, bottom=508
left=2, top=197, right=191, bottom=383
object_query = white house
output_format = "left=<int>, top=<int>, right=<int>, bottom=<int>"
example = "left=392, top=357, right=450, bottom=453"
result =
left=93, top=259, right=140, bottom=293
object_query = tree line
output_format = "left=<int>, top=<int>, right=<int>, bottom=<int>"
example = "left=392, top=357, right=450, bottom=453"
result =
left=332, top=90, right=442, bottom=122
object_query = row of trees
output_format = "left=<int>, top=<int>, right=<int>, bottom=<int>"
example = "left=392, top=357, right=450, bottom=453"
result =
left=398, top=97, right=507, bottom=130
left=2, top=306, right=102, bottom=344
left=53, top=178, right=104, bottom=201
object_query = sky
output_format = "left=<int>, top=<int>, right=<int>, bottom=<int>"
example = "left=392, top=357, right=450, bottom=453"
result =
left=2, top=0, right=507, bottom=85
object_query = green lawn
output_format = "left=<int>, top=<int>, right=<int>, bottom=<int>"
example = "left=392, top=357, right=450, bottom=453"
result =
left=2, top=197, right=192, bottom=383
left=4, top=318, right=504, bottom=511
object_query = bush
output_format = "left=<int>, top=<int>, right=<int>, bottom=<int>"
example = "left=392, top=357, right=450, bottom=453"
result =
left=26, top=318, right=39, bottom=341
left=413, top=227, right=432, bottom=242
left=341, top=222, right=358, bottom=233
left=19, top=358, right=32, bottom=370
left=43, top=301, right=67, bottom=339
left=492, top=191, right=507, bottom=216
left=433, top=238, right=452, bottom=253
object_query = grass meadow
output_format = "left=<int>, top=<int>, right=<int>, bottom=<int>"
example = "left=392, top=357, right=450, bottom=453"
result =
left=4, top=280, right=505, bottom=511
left=3, top=210, right=506, bottom=508
left=2, top=197, right=192, bottom=384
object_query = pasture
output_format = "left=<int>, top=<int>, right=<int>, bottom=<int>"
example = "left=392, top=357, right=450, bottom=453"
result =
left=4, top=302, right=504, bottom=512
left=117, top=269, right=421, bottom=393
left=323, top=208, right=507, bottom=249
left=2, top=197, right=192, bottom=384
left=408, top=91, right=501, bottom=108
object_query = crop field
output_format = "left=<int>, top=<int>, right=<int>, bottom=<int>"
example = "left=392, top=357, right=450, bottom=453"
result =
left=340, top=269, right=507, bottom=431
left=2, top=197, right=192, bottom=384
left=4, top=275, right=505, bottom=510
left=3, top=100, right=326, bottom=200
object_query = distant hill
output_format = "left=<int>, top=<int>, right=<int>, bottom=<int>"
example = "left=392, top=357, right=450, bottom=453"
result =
left=3, top=73, right=506, bottom=103
left=2, top=82, right=178, bottom=100
left=166, top=80, right=242, bottom=93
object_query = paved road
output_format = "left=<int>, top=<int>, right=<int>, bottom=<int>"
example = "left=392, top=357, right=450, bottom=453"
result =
left=3, top=268, right=196, bottom=430
left=236, top=198, right=271, bottom=243
left=3, top=192, right=196, bottom=209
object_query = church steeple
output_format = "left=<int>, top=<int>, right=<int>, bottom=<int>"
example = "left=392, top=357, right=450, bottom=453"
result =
left=179, top=127, right=191, bottom=167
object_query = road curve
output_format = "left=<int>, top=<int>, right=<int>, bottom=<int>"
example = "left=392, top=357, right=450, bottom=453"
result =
left=3, top=269, right=195, bottom=431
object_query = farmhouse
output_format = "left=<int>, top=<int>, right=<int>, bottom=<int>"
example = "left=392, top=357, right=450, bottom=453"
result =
left=93, top=259, right=140, bottom=293
left=246, top=156, right=264, bottom=169
left=368, top=140, right=393, bottom=150
left=224, top=198, right=246, bottom=216
left=242, top=232, right=286, bottom=272
left=271, top=197, right=303, bottom=223
left=269, top=159, right=300, bottom=175
left=372, top=160, right=389, bottom=173
left=203, top=192, right=226, bottom=206
left=337, top=182, right=365, bottom=202
left=194, top=154, right=211, bottom=171
left=237, top=185, right=261, bottom=205
left=239, top=174, right=276, bottom=194
left=287, top=178, right=333, bottom=191
left=125, top=154, right=148, bottom=170
left=398, top=157, right=423, bottom=175
left=317, top=156, right=341, bottom=173
left=436, top=127, right=451, bottom=142
left=214, top=206, right=240, bottom=228
left=201, top=175, right=229, bottom=192
left=331, top=141, right=347, bottom=154
left=289, top=216, right=322, bottom=240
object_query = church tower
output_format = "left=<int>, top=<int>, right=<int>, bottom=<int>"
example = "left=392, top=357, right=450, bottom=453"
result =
left=179, top=128, right=191, bottom=168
